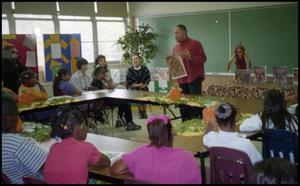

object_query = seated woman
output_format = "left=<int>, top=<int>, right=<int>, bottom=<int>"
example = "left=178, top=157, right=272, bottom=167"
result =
left=203, top=103, right=263, bottom=165
left=53, top=68, right=82, bottom=96
left=240, top=89, right=298, bottom=134
left=44, top=106, right=111, bottom=184
left=126, top=53, right=151, bottom=119
left=110, top=114, right=201, bottom=184
left=91, top=67, right=141, bottom=131
left=18, top=70, right=55, bottom=122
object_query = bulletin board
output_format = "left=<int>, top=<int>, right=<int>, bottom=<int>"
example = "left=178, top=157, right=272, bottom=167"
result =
left=43, top=34, right=82, bottom=82
left=2, top=34, right=38, bottom=75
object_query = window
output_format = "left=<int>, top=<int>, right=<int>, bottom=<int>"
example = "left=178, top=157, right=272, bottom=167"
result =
left=2, top=18, right=9, bottom=34
left=15, top=19, right=55, bottom=71
left=59, top=20, right=94, bottom=62
left=97, top=20, right=125, bottom=62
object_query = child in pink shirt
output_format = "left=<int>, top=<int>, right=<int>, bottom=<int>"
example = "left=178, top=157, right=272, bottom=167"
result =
left=43, top=106, right=111, bottom=184
left=110, top=114, right=201, bottom=184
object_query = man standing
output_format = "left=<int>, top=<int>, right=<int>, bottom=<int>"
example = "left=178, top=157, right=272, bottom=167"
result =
left=172, top=24, right=207, bottom=121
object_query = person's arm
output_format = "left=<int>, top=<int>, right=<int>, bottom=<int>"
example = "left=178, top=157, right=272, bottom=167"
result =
left=96, top=153, right=111, bottom=167
left=126, top=69, right=134, bottom=89
left=88, top=145, right=111, bottom=167
left=227, top=55, right=235, bottom=72
left=2, top=87, right=18, bottom=101
left=71, top=75, right=82, bottom=91
left=141, top=67, right=151, bottom=88
left=110, top=159, right=130, bottom=175
left=244, top=53, right=252, bottom=69
left=239, top=114, right=262, bottom=132
left=187, top=42, right=207, bottom=65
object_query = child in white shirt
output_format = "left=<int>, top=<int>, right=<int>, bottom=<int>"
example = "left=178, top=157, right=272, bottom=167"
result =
left=240, top=89, right=298, bottom=134
left=203, top=103, right=263, bottom=165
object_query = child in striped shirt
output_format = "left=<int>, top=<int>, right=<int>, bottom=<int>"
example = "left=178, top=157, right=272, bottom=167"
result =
left=2, top=97, right=48, bottom=184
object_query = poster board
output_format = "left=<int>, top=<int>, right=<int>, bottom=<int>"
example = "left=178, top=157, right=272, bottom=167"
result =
left=273, top=66, right=288, bottom=85
left=235, top=69, right=251, bottom=84
left=293, top=68, right=298, bottom=85
left=166, top=55, right=187, bottom=80
left=43, top=34, right=81, bottom=82
left=2, top=34, right=38, bottom=75
left=254, top=66, right=267, bottom=83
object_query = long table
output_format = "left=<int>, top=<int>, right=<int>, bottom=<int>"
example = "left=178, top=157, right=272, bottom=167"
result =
left=21, top=89, right=264, bottom=184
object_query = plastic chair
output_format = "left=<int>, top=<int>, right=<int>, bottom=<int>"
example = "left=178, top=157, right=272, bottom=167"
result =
left=2, top=172, right=11, bottom=184
left=262, top=129, right=298, bottom=166
left=22, top=176, right=47, bottom=184
left=209, top=147, right=254, bottom=184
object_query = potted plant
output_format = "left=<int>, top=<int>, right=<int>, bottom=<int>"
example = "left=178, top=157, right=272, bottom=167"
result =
left=117, top=23, right=158, bottom=64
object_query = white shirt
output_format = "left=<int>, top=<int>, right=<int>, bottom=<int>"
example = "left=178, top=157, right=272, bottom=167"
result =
left=71, top=70, right=92, bottom=91
left=239, top=113, right=298, bottom=134
left=203, top=130, right=263, bottom=165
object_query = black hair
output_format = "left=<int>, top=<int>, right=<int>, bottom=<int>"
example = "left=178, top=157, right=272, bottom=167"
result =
left=215, top=103, right=237, bottom=128
left=147, top=119, right=173, bottom=148
left=19, top=69, right=35, bottom=84
left=261, top=89, right=295, bottom=131
left=253, top=157, right=298, bottom=184
left=76, top=58, right=88, bottom=70
left=50, top=105, right=85, bottom=139
left=53, top=68, right=69, bottom=96
left=131, top=53, right=140, bottom=60
left=93, top=66, right=106, bottom=77
left=176, top=24, right=187, bottom=32
left=94, top=55, right=107, bottom=69
left=2, top=97, right=18, bottom=133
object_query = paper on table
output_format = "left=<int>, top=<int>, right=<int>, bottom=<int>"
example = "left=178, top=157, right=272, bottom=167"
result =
left=102, top=151, right=125, bottom=164
left=23, top=34, right=36, bottom=50
left=51, top=43, right=62, bottom=59
left=25, top=51, right=37, bottom=67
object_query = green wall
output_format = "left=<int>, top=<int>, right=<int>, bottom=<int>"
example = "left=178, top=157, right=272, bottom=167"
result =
left=139, top=5, right=298, bottom=73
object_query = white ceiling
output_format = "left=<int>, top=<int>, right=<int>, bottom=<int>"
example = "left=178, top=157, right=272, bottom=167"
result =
left=128, top=2, right=298, bottom=17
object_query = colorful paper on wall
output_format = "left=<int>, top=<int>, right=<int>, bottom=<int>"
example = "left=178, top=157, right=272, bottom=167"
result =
left=23, top=34, right=36, bottom=50
left=25, top=51, right=37, bottom=67
left=51, top=43, right=62, bottom=59
left=44, top=34, right=81, bottom=81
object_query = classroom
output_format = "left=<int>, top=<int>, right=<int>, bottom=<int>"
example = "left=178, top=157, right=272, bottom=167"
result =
left=1, top=1, right=298, bottom=184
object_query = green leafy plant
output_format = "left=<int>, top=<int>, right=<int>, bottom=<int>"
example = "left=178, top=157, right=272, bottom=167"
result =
left=117, top=23, right=158, bottom=64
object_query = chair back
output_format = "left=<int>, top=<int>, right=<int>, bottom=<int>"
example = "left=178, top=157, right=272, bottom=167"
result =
left=2, top=172, right=11, bottom=184
left=22, top=176, right=47, bottom=184
left=262, top=129, right=298, bottom=166
left=209, top=147, right=254, bottom=184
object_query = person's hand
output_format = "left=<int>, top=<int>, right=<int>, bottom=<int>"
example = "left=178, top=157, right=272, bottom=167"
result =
left=179, top=49, right=192, bottom=60
left=140, top=84, right=148, bottom=88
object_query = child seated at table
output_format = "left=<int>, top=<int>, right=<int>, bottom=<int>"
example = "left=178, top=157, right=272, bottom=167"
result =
left=2, top=97, right=48, bottom=184
left=53, top=68, right=82, bottom=96
left=2, top=84, right=23, bottom=132
left=240, top=89, right=298, bottom=134
left=43, top=106, right=111, bottom=184
left=91, top=66, right=141, bottom=131
left=203, top=103, right=262, bottom=165
left=18, top=69, right=48, bottom=105
left=93, top=55, right=114, bottom=87
left=110, top=114, right=201, bottom=184
left=18, top=70, right=56, bottom=122
left=253, top=157, right=298, bottom=184
left=126, top=53, right=151, bottom=119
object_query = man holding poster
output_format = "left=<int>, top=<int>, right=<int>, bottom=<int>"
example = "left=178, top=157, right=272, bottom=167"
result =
left=171, top=24, right=207, bottom=121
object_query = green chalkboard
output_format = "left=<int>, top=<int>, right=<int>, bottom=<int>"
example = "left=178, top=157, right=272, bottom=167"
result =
left=231, top=6, right=298, bottom=74
left=139, top=5, right=298, bottom=73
